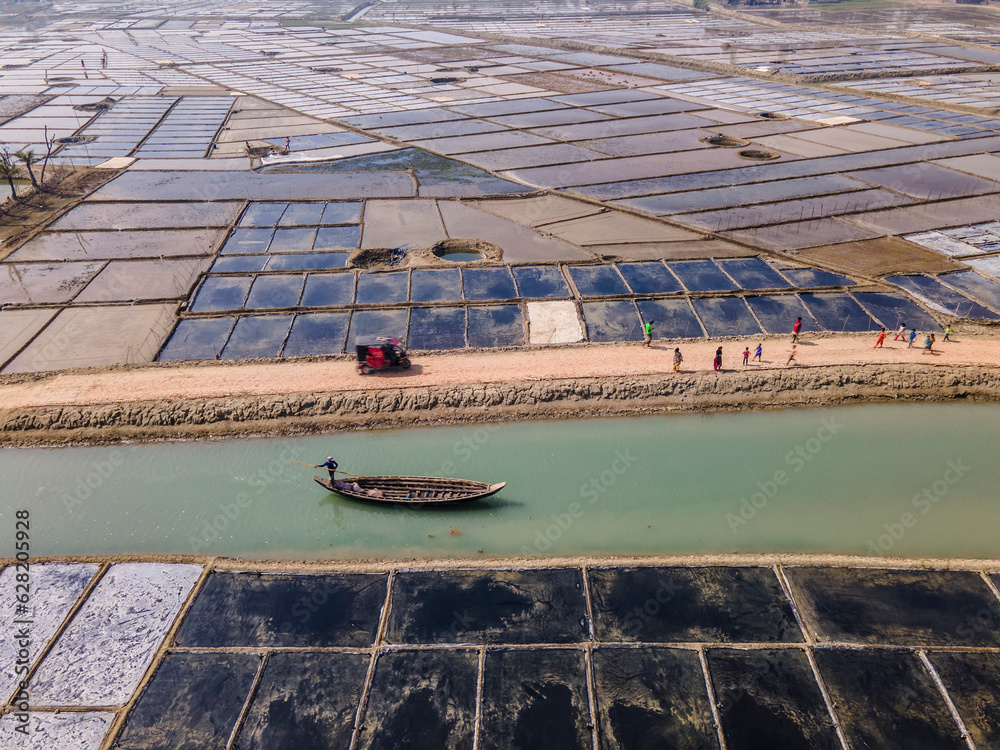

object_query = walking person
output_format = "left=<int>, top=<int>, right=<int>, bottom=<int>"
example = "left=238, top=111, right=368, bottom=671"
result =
left=894, top=322, right=906, bottom=341
left=753, top=343, right=762, bottom=362
left=874, top=327, right=886, bottom=348
left=672, top=347, right=683, bottom=372
left=792, top=317, right=802, bottom=343
left=742, top=346, right=750, bottom=366
left=943, top=325, right=952, bottom=342
left=713, top=346, right=722, bottom=371
left=787, top=346, right=797, bottom=366
left=908, top=328, right=917, bottom=348
left=922, top=334, right=933, bottom=354
left=643, top=319, right=654, bottom=348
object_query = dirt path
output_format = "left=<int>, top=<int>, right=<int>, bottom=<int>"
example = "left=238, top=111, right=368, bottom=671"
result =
left=2, top=331, right=997, bottom=411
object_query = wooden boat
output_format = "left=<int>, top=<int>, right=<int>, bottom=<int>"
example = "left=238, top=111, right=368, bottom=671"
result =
left=314, top=475, right=506, bottom=507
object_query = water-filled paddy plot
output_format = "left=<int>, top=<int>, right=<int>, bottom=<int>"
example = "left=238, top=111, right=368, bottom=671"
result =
left=10, top=562, right=1000, bottom=749
left=162, top=255, right=894, bottom=358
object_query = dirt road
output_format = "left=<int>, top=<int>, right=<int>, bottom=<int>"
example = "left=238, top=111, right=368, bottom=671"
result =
left=2, top=332, right=996, bottom=411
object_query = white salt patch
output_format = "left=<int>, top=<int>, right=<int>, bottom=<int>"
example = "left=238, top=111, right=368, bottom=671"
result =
left=30, top=563, right=202, bottom=706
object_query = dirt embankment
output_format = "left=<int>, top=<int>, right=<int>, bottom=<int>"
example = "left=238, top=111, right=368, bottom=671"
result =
left=3, top=362, right=998, bottom=446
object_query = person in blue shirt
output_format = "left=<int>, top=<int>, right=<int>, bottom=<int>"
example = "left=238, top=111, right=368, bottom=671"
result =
left=321, top=457, right=338, bottom=481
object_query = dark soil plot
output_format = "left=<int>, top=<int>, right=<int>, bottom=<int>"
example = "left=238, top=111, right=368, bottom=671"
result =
left=616, top=175, right=865, bottom=216
left=785, top=568, right=1000, bottom=647
left=937, top=271, right=1000, bottom=312
left=406, top=307, right=467, bottom=350
left=356, top=650, right=479, bottom=750
left=189, top=276, right=252, bottom=312
left=240, top=202, right=287, bottom=227
left=378, top=119, right=508, bottom=140
left=300, top=273, right=356, bottom=307
left=220, top=315, right=292, bottom=360
left=667, top=261, right=738, bottom=292
left=268, top=227, right=317, bottom=253
left=582, top=300, right=643, bottom=342
left=468, top=305, right=525, bottom=348
left=282, top=312, right=350, bottom=357
left=113, top=652, right=260, bottom=750
left=852, top=292, right=941, bottom=331
left=745, top=296, right=819, bottom=335
left=279, top=202, right=327, bottom=226
left=568, top=265, right=630, bottom=297
left=480, top=648, right=592, bottom=750
left=706, top=648, right=839, bottom=750
left=592, top=647, right=719, bottom=750
left=847, top=162, right=1000, bottom=201
left=635, top=299, right=704, bottom=339
left=550, top=89, right=660, bottom=107
left=513, top=266, right=571, bottom=298
left=718, top=259, right=793, bottom=290
left=682, top=190, right=914, bottom=233
left=235, top=652, right=369, bottom=750
left=313, top=225, right=361, bottom=252
left=244, top=275, right=305, bottom=309
left=618, top=262, right=684, bottom=295
left=157, top=317, right=235, bottom=361
left=266, top=252, right=350, bottom=271
left=587, top=567, right=801, bottom=644
left=356, top=271, right=409, bottom=305
left=348, top=309, right=410, bottom=344
left=448, top=98, right=567, bottom=117
left=586, top=97, right=704, bottom=117
left=484, top=108, right=610, bottom=129
left=798, top=293, right=877, bottom=332
left=814, top=648, right=967, bottom=750
left=320, top=202, right=363, bottom=225
left=220, top=227, right=274, bottom=255
left=462, top=267, right=518, bottom=301
left=927, top=651, right=1000, bottom=749
left=691, top=298, right=763, bottom=337
left=410, top=268, right=463, bottom=303
left=175, top=571, right=388, bottom=648
left=779, top=268, right=855, bottom=288
left=211, top=256, right=267, bottom=273
left=386, top=568, right=587, bottom=645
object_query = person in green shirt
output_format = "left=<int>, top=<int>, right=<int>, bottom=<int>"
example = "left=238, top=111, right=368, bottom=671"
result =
left=643, top=320, right=654, bottom=347
left=943, top=325, right=952, bottom=342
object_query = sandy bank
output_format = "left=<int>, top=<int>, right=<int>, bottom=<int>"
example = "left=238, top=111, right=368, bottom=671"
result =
left=1, top=332, right=999, bottom=445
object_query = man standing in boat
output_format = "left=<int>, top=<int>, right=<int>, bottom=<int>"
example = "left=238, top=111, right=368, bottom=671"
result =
left=321, top=457, right=338, bottom=482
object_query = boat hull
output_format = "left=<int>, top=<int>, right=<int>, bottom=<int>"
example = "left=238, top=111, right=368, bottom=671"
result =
left=314, top=475, right=506, bottom=506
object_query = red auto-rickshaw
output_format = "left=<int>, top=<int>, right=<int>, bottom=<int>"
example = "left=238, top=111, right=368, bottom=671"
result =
left=355, top=336, right=411, bottom=374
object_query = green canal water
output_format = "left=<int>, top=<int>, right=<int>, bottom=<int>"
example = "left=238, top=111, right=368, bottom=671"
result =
left=1, top=403, right=997, bottom=561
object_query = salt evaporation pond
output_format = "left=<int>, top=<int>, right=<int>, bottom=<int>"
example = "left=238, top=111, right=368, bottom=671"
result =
left=1, top=402, right=997, bottom=561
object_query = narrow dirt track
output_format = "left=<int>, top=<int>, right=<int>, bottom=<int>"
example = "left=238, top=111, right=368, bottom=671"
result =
left=1, top=332, right=996, bottom=411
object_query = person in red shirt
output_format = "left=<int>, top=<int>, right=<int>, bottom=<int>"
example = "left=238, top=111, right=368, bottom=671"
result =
left=792, top=317, right=802, bottom=342
left=874, top=328, right=886, bottom=348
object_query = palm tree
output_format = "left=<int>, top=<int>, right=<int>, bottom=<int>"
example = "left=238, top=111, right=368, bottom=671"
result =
left=15, top=149, right=38, bottom=188
left=0, top=153, right=18, bottom=199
